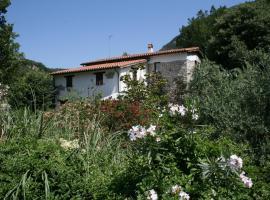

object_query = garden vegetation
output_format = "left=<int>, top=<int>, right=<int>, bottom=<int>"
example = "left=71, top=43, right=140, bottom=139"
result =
left=1, top=0, right=270, bottom=199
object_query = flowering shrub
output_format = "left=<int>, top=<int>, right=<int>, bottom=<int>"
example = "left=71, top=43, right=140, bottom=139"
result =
left=1, top=60, right=270, bottom=199
left=168, top=103, right=199, bottom=121
left=116, top=102, right=256, bottom=199
left=128, top=125, right=157, bottom=141
left=100, top=99, right=154, bottom=131
left=171, top=185, right=190, bottom=200
left=169, top=104, right=186, bottom=116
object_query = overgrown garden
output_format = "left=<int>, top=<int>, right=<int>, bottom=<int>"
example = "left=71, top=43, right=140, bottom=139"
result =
left=1, top=0, right=270, bottom=199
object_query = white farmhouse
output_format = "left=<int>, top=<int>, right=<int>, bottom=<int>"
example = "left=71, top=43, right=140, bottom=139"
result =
left=51, top=44, right=201, bottom=104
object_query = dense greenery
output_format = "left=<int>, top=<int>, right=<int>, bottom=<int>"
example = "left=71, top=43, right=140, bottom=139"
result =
left=1, top=66, right=269, bottom=198
left=1, top=0, right=270, bottom=199
left=0, top=0, right=21, bottom=84
left=162, top=0, right=270, bottom=69
left=0, top=1, right=54, bottom=109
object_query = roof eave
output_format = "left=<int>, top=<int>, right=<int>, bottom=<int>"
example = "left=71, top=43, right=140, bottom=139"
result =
left=50, top=59, right=147, bottom=76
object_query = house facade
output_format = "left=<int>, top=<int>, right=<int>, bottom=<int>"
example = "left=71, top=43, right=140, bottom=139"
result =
left=51, top=45, right=201, bottom=104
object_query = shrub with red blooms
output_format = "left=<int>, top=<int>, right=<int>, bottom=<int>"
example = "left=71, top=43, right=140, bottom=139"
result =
left=100, top=99, right=153, bottom=131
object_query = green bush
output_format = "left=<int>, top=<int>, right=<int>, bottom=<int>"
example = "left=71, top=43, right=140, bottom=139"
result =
left=0, top=109, right=131, bottom=199
left=8, top=70, right=54, bottom=110
left=112, top=104, right=257, bottom=199
left=189, top=57, right=270, bottom=152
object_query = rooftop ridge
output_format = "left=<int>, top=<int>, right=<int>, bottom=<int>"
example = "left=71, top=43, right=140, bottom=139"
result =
left=81, top=47, right=200, bottom=66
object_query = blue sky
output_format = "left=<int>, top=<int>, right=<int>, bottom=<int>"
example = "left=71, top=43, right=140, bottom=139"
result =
left=7, top=0, right=247, bottom=68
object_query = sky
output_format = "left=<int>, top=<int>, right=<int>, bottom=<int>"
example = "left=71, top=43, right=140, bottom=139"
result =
left=7, top=0, right=247, bottom=68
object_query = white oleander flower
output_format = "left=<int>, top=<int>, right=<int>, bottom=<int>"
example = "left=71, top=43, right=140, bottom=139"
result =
left=147, top=125, right=156, bottom=136
left=128, top=125, right=147, bottom=141
left=138, top=126, right=147, bottom=138
left=169, top=104, right=180, bottom=116
left=192, top=113, right=199, bottom=120
left=179, top=105, right=187, bottom=116
left=147, top=189, right=158, bottom=200
left=240, top=171, right=253, bottom=188
left=229, top=155, right=243, bottom=170
left=155, top=137, right=161, bottom=142
left=179, top=191, right=190, bottom=200
left=169, top=104, right=187, bottom=116
left=171, top=184, right=181, bottom=194
left=129, top=125, right=158, bottom=141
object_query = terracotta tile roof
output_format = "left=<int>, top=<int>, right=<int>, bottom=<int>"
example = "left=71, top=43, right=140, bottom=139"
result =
left=81, top=47, right=200, bottom=66
left=51, top=59, right=146, bottom=75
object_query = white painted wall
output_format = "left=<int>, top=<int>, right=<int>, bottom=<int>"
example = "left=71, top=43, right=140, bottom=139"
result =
left=187, top=55, right=201, bottom=63
left=54, top=69, right=119, bottom=100
left=118, top=64, right=147, bottom=93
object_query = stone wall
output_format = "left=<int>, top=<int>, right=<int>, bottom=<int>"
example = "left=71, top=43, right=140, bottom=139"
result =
left=148, top=60, right=196, bottom=102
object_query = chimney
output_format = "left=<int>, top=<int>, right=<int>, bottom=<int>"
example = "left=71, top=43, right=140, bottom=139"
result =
left=147, top=43, right=154, bottom=53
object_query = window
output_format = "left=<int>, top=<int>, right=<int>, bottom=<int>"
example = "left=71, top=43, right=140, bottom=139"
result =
left=154, top=62, right=161, bottom=72
left=95, top=72, right=104, bottom=85
left=65, top=75, right=73, bottom=88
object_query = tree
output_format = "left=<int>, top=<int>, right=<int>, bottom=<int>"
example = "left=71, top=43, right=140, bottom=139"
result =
left=207, top=0, right=270, bottom=68
left=163, top=0, right=270, bottom=69
left=8, top=69, right=54, bottom=110
left=176, top=6, right=226, bottom=53
left=0, top=0, right=21, bottom=84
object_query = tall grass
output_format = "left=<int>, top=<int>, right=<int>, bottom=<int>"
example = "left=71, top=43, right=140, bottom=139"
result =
left=0, top=107, right=131, bottom=199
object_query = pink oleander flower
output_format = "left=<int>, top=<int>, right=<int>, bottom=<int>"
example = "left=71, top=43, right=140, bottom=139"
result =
left=240, top=171, right=253, bottom=188
left=229, top=154, right=243, bottom=170
left=128, top=125, right=147, bottom=141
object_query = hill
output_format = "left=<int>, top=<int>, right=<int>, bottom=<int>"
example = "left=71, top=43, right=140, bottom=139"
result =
left=20, top=59, right=64, bottom=73
left=161, top=0, right=270, bottom=69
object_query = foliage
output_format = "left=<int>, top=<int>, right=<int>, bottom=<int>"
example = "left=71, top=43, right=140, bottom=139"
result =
left=176, top=6, right=226, bottom=54
left=190, top=57, right=270, bottom=150
left=8, top=69, right=54, bottom=110
left=1, top=1, right=270, bottom=199
left=120, top=68, right=168, bottom=108
left=0, top=108, right=131, bottom=199
left=163, top=0, right=270, bottom=69
left=0, top=1, right=55, bottom=110
left=100, top=99, right=153, bottom=131
left=207, top=0, right=270, bottom=68
left=1, top=68, right=269, bottom=199
left=0, top=0, right=21, bottom=84
left=112, top=103, right=258, bottom=199
left=189, top=57, right=270, bottom=198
